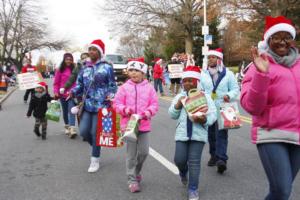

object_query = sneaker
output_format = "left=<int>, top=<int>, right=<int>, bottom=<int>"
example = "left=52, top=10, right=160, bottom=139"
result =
left=34, top=127, right=41, bottom=137
left=24, top=100, right=27, bottom=104
left=216, top=160, right=227, bottom=174
left=69, top=126, right=77, bottom=139
left=136, top=175, right=142, bottom=183
left=207, top=156, right=218, bottom=166
left=180, top=175, right=188, bottom=186
left=64, top=125, right=70, bottom=136
left=188, top=189, right=199, bottom=200
left=128, top=183, right=140, bottom=193
left=41, top=133, right=46, bottom=140
left=88, top=157, right=100, bottom=173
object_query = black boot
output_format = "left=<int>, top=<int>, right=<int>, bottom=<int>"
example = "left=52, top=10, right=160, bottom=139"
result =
left=34, top=127, right=41, bottom=137
left=41, top=132, right=46, bottom=140
left=207, top=156, right=218, bottom=166
left=216, top=160, right=227, bottom=174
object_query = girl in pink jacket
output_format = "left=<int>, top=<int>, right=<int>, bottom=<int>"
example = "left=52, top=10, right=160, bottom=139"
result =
left=241, top=16, right=300, bottom=200
left=114, top=58, right=158, bottom=193
left=53, top=53, right=77, bottom=138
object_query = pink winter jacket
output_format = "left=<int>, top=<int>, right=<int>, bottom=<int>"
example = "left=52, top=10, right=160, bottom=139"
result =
left=241, top=57, right=300, bottom=145
left=114, top=79, right=159, bottom=132
left=53, top=67, right=75, bottom=98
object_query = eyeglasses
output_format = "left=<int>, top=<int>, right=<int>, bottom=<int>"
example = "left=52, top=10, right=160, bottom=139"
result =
left=270, top=36, right=293, bottom=43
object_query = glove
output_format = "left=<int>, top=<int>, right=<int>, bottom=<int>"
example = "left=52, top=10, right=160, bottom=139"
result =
left=124, top=107, right=133, bottom=116
left=141, top=111, right=151, bottom=120
left=59, top=88, right=65, bottom=94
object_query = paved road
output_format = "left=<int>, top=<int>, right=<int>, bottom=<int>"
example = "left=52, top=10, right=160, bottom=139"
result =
left=0, top=82, right=299, bottom=200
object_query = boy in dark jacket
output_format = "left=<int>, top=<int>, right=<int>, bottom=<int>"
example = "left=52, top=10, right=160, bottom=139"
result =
left=27, top=82, right=52, bottom=140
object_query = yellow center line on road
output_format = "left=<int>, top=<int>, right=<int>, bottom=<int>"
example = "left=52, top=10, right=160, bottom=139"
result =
left=159, top=96, right=253, bottom=124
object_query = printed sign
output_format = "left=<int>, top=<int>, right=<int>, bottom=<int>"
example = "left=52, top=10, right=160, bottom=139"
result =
left=168, top=64, right=184, bottom=79
left=17, top=72, right=44, bottom=90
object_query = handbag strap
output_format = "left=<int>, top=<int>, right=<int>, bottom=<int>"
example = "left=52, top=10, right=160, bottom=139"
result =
left=81, top=67, right=96, bottom=103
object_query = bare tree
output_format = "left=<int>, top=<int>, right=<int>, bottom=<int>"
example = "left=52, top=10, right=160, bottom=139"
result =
left=102, top=0, right=209, bottom=54
left=117, top=34, right=145, bottom=58
left=0, top=0, right=68, bottom=68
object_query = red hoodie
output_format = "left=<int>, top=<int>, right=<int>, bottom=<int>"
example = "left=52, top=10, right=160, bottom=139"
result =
left=153, top=64, right=163, bottom=79
left=21, top=64, right=36, bottom=73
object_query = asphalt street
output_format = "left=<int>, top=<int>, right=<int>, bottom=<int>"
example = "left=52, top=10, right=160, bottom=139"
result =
left=0, top=83, right=299, bottom=200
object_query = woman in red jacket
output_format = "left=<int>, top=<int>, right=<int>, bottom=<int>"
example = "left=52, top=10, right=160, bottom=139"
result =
left=21, top=59, right=37, bottom=103
left=153, top=58, right=164, bottom=96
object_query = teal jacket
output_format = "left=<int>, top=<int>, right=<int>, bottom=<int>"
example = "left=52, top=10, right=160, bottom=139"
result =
left=168, top=91, right=217, bottom=142
left=200, top=68, right=239, bottom=106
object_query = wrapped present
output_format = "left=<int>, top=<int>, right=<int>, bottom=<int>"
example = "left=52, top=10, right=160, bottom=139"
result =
left=218, top=102, right=242, bottom=130
left=96, top=107, right=123, bottom=148
left=182, top=89, right=208, bottom=117
left=45, top=101, right=61, bottom=122
left=121, top=114, right=140, bottom=142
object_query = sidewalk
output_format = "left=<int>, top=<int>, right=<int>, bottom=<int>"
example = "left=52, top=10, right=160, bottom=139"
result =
left=0, top=86, right=17, bottom=110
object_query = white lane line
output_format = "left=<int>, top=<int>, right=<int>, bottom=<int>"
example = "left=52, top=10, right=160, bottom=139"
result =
left=149, top=147, right=179, bottom=175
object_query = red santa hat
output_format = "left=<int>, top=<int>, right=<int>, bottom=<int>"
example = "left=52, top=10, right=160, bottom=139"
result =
left=153, top=58, right=162, bottom=64
left=36, top=82, right=47, bottom=90
left=182, top=66, right=201, bottom=80
left=207, top=48, right=223, bottom=60
left=263, top=16, right=296, bottom=43
left=88, top=39, right=105, bottom=56
left=127, top=57, right=148, bottom=74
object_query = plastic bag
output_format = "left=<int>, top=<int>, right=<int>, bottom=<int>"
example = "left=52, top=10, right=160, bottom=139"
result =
left=45, top=100, right=61, bottom=122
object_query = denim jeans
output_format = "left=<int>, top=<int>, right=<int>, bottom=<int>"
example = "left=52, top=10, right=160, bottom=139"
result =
left=174, top=140, right=205, bottom=190
left=208, top=122, right=228, bottom=161
left=257, top=143, right=300, bottom=200
left=79, top=111, right=101, bottom=157
left=154, top=78, right=164, bottom=93
left=60, top=98, right=75, bottom=126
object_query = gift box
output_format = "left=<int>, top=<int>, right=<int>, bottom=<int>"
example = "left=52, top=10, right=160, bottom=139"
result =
left=96, top=107, right=123, bottom=148
left=182, top=89, right=208, bottom=116
left=121, top=114, right=140, bottom=142
left=218, top=102, right=242, bottom=130
left=45, top=101, right=61, bottom=122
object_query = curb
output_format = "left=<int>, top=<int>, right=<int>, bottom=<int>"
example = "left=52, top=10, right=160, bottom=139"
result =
left=0, top=87, right=18, bottom=110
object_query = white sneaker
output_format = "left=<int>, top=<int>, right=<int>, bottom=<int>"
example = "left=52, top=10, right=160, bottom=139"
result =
left=88, top=157, right=100, bottom=173
left=64, top=125, right=70, bottom=135
left=69, top=126, right=77, bottom=139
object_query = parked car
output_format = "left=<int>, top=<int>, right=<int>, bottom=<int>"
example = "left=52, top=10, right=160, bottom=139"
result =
left=104, top=54, right=128, bottom=84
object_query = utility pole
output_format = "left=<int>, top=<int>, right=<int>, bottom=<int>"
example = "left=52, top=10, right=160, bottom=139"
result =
left=202, top=0, right=208, bottom=70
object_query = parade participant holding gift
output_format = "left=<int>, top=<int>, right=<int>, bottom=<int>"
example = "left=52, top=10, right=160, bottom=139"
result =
left=200, top=48, right=239, bottom=174
left=71, top=39, right=117, bottom=173
left=114, top=57, right=158, bottom=193
left=241, top=16, right=300, bottom=200
left=168, top=66, right=217, bottom=200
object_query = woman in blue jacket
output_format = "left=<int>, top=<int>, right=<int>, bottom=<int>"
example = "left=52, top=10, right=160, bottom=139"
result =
left=71, top=39, right=117, bottom=173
